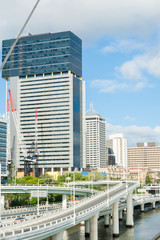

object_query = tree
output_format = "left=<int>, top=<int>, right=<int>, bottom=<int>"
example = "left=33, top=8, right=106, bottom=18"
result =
left=8, top=162, right=17, bottom=184
left=145, top=172, right=153, bottom=185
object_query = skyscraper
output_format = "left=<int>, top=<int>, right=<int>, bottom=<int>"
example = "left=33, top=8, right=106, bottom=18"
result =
left=2, top=31, right=85, bottom=175
left=0, top=116, right=7, bottom=176
left=85, top=105, right=106, bottom=168
left=107, top=134, right=128, bottom=168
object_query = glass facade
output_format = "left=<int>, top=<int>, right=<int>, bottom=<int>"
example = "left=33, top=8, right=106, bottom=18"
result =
left=73, top=76, right=82, bottom=168
left=2, top=31, right=82, bottom=79
left=3, top=31, right=83, bottom=171
left=0, top=119, right=7, bottom=175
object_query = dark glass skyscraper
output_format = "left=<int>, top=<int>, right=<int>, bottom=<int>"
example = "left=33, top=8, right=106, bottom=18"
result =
left=2, top=31, right=82, bottom=79
left=2, top=31, right=85, bottom=174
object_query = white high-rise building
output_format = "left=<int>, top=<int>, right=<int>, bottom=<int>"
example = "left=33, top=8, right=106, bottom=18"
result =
left=107, top=134, right=128, bottom=167
left=2, top=31, right=86, bottom=175
left=86, top=105, right=106, bottom=168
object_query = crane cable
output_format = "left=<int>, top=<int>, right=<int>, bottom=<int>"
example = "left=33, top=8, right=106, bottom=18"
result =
left=0, top=0, right=40, bottom=72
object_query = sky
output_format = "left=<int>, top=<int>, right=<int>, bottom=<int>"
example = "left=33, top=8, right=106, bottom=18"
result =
left=1, top=0, right=160, bottom=146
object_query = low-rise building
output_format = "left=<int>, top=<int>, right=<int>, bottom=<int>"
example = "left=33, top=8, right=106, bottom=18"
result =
left=128, top=142, right=160, bottom=170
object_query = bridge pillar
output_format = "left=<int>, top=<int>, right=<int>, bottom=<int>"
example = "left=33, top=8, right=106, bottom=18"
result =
left=104, top=214, right=109, bottom=227
left=85, top=219, right=90, bottom=237
left=152, top=201, right=155, bottom=209
left=126, top=192, right=134, bottom=228
left=50, top=231, right=64, bottom=240
left=119, top=210, right=123, bottom=221
left=90, top=213, right=99, bottom=240
left=62, top=194, right=67, bottom=209
left=141, top=203, right=144, bottom=212
left=0, top=195, right=5, bottom=210
left=112, top=200, right=119, bottom=237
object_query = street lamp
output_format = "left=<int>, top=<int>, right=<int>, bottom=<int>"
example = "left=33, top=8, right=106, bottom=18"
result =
left=73, top=172, right=76, bottom=225
left=37, top=178, right=52, bottom=215
left=107, top=172, right=109, bottom=207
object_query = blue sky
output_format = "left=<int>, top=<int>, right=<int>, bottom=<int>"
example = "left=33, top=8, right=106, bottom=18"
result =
left=1, top=0, right=160, bottom=146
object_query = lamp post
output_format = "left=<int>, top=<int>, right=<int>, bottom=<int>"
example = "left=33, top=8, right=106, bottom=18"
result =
left=37, top=178, right=51, bottom=215
left=107, top=172, right=109, bottom=207
left=73, top=172, right=76, bottom=225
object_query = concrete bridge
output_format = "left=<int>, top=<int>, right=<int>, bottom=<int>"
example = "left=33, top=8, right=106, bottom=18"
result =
left=0, top=181, right=139, bottom=240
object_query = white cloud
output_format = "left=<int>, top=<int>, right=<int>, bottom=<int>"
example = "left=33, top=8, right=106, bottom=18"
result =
left=102, top=40, right=147, bottom=54
left=124, top=115, right=136, bottom=122
left=117, top=47, right=160, bottom=80
left=106, top=123, right=160, bottom=147
left=91, top=80, right=128, bottom=93
left=91, top=77, right=152, bottom=93
left=92, top=43, right=160, bottom=93
left=1, top=0, right=160, bottom=44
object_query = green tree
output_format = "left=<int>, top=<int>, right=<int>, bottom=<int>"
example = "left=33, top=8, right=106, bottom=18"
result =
left=8, top=162, right=17, bottom=184
left=145, top=172, right=153, bottom=185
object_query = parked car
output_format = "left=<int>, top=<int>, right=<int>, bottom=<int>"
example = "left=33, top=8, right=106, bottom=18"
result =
left=14, top=217, right=26, bottom=223
left=0, top=221, right=2, bottom=227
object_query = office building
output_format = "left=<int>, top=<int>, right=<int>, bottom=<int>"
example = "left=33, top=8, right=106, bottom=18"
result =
left=86, top=105, right=106, bottom=168
left=106, top=134, right=128, bottom=167
left=106, top=146, right=116, bottom=166
left=2, top=31, right=85, bottom=174
left=0, top=117, right=7, bottom=176
left=128, top=142, right=160, bottom=170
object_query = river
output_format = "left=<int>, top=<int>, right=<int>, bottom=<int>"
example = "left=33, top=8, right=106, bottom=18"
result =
left=62, top=205, right=160, bottom=240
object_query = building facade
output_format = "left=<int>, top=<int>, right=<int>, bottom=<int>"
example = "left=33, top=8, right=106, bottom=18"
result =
left=106, top=134, right=128, bottom=168
left=128, top=142, right=160, bottom=170
left=2, top=31, right=85, bottom=174
left=0, top=117, right=7, bottom=176
left=86, top=106, right=106, bottom=168
left=106, top=147, right=116, bottom=166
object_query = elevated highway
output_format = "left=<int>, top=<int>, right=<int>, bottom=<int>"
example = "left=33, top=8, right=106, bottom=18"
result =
left=0, top=181, right=139, bottom=240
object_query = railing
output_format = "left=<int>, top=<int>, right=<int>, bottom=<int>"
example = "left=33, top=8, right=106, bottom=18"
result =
left=0, top=182, right=139, bottom=239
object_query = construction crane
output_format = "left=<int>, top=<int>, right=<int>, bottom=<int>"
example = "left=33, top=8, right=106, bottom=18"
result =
left=26, top=109, right=39, bottom=177
left=8, top=89, right=39, bottom=177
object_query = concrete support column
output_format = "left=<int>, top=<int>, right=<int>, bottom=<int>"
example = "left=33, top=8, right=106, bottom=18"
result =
left=152, top=201, right=155, bottom=209
left=141, top=203, right=144, bottom=212
left=51, top=167, right=54, bottom=172
left=104, top=214, right=109, bottom=227
left=62, top=194, right=67, bottom=209
left=42, top=167, right=45, bottom=175
left=0, top=195, right=5, bottom=210
left=90, top=213, right=99, bottom=240
left=119, top=210, right=123, bottom=221
left=50, top=231, right=64, bottom=240
left=126, top=192, right=134, bottom=228
left=85, top=219, right=90, bottom=237
left=60, top=167, right=63, bottom=175
left=112, top=201, right=119, bottom=237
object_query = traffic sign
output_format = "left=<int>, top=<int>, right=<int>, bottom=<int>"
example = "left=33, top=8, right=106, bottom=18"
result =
left=138, top=189, right=146, bottom=193
left=31, top=191, right=47, bottom=198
